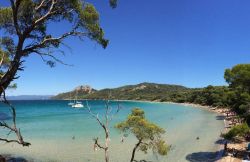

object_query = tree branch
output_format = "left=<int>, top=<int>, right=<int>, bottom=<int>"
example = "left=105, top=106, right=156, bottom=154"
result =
left=34, top=50, right=73, bottom=66
left=87, top=101, right=106, bottom=131
left=93, top=137, right=106, bottom=150
left=0, top=86, right=30, bottom=146
left=23, top=31, right=87, bottom=56
left=35, top=0, right=46, bottom=11
left=0, top=52, right=6, bottom=68
left=10, top=0, right=21, bottom=36
left=23, top=0, right=57, bottom=37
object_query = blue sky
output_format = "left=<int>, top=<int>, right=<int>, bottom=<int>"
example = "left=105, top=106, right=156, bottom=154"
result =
left=2, top=0, right=250, bottom=95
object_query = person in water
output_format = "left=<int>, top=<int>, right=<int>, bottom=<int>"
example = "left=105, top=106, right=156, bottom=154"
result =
left=196, top=137, right=199, bottom=140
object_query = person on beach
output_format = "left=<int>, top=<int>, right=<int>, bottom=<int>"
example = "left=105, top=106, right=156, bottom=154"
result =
left=224, top=141, right=228, bottom=155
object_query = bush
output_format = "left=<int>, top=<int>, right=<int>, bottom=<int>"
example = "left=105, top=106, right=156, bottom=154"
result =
left=223, top=123, right=250, bottom=140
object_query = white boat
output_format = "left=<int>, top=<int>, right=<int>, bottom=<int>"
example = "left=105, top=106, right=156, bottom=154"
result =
left=72, top=103, right=84, bottom=108
left=71, top=90, right=84, bottom=108
left=68, top=92, right=74, bottom=106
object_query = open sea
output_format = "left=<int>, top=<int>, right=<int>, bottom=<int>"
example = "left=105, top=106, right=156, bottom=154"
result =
left=0, top=100, right=224, bottom=162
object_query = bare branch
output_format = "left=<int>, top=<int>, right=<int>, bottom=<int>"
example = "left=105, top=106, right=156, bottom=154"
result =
left=35, top=0, right=46, bottom=11
left=0, top=86, right=30, bottom=146
left=93, top=137, right=106, bottom=150
left=23, top=31, right=87, bottom=55
left=0, top=52, right=6, bottom=68
left=34, top=50, right=73, bottom=66
left=22, top=0, right=57, bottom=37
left=34, top=0, right=57, bottom=25
left=10, top=0, right=21, bottom=36
left=0, top=138, right=22, bottom=144
left=109, top=101, right=122, bottom=121
left=87, top=101, right=106, bottom=130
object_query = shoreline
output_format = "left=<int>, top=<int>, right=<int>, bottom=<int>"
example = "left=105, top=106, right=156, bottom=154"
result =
left=114, top=99, right=234, bottom=162
left=5, top=99, right=239, bottom=161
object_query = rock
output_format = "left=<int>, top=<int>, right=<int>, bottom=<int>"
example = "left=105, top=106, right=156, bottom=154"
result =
left=74, top=85, right=94, bottom=94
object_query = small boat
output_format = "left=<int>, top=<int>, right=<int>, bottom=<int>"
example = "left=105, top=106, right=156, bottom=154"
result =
left=68, top=92, right=74, bottom=106
left=72, top=103, right=84, bottom=108
left=71, top=90, right=84, bottom=108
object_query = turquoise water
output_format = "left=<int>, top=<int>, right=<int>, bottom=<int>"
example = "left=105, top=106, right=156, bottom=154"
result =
left=0, top=100, right=224, bottom=162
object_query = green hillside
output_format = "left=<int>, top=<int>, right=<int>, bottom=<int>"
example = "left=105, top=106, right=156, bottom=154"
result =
left=53, top=83, right=230, bottom=108
left=53, top=82, right=190, bottom=101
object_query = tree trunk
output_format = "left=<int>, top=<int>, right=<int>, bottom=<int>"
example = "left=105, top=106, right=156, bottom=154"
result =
left=130, top=139, right=142, bottom=162
left=105, top=148, right=109, bottom=162
left=0, top=55, right=21, bottom=93
left=104, top=130, right=109, bottom=162
left=0, top=38, right=24, bottom=95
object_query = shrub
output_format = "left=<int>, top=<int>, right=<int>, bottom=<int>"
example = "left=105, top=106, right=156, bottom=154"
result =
left=223, top=123, right=250, bottom=140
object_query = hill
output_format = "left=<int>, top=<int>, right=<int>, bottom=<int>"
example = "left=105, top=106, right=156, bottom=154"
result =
left=53, top=83, right=190, bottom=101
left=54, top=85, right=97, bottom=100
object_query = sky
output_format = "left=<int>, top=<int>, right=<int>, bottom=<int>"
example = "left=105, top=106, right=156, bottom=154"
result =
left=2, top=0, right=250, bottom=95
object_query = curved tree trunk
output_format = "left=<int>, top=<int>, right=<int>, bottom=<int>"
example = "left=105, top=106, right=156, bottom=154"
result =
left=0, top=38, right=24, bottom=95
left=130, top=139, right=142, bottom=162
left=0, top=55, right=22, bottom=93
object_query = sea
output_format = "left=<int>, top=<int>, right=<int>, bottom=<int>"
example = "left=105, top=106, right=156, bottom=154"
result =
left=0, top=100, right=224, bottom=162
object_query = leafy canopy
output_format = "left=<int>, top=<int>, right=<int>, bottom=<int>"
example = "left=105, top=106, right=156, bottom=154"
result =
left=116, top=108, right=169, bottom=156
left=0, top=0, right=116, bottom=71
left=222, top=123, right=250, bottom=140
left=225, top=64, right=250, bottom=93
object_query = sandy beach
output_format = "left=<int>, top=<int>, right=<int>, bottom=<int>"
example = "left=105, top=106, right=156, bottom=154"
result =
left=116, top=99, right=248, bottom=162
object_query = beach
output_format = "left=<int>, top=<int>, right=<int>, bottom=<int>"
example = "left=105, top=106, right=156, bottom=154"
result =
left=0, top=100, right=224, bottom=162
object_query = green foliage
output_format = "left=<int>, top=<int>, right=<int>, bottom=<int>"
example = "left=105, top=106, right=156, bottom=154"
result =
left=225, top=64, right=250, bottom=93
left=115, top=108, right=169, bottom=158
left=0, top=0, right=110, bottom=75
left=185, top=86, right=230, bottom=107
left=0, top=7, right=14, bottom=34
left=223, top=64, right=250, bottom=124
left=222, top=123, right=250, bottom=140
left=54, top=82, right=189, bottom=100
left=109, top=0, right=118, bottom=8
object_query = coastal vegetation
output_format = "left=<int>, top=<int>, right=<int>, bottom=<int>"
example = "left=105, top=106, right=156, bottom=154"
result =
left=55, top=64, right=250, bottom=142
left=115, top=108, right=169, bottom=162
left=223, top=123, right=250, bottom=140
left=53, top=83, right=190, bottom=101
left=0, top=0, right=116, bottom=146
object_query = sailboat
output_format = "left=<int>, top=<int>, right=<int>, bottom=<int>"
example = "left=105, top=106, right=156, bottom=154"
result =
left=68, top=91, right=74, bottom=106
left=71, top=90, right=84, bottom=108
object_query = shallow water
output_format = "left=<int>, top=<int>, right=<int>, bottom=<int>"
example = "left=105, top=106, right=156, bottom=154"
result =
left=0, top=100, right=224, bottom=162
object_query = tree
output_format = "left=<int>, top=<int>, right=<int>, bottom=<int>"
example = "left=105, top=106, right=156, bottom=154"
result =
left=116, top=108, right=169, bottom=162
left=222, top=123, right=250, bottom=140
left=87, top=100, right=121, bottom=162
left=0, top=0, right=117, bottom=146
left=225, top=64, right=250, bottom=93
left=224, top=64, right=250, bottom=124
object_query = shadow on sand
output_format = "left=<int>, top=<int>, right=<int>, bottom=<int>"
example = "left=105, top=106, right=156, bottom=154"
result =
left=216, top=115, right=225, bottom=120
left=1, top=155, right=32, bottom=162
left=215, top=138, right=226, bottom=145
left=6, top=157, right=29, bottom=162
left=186, top=150, right=224, bottom=162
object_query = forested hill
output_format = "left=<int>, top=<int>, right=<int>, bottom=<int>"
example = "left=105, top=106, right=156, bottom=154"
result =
left=53, top=83, right=190, bottom=101
left=53, top=85, right=97, bottom=100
